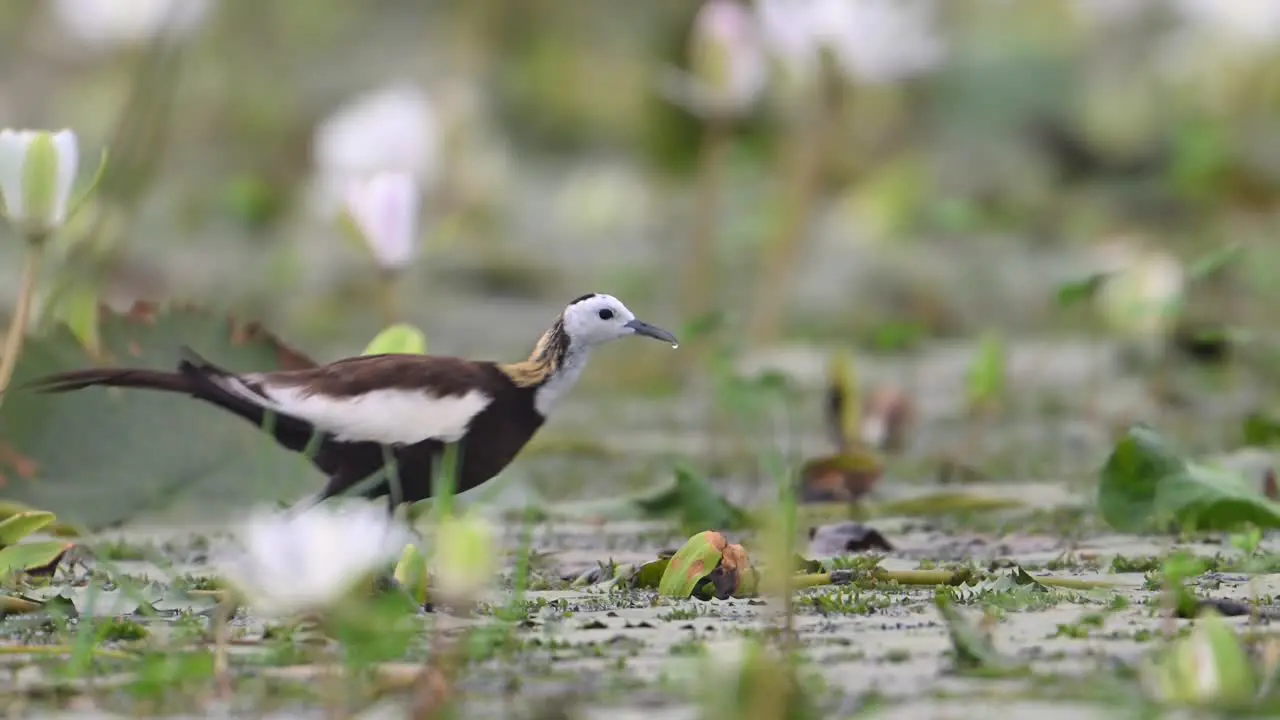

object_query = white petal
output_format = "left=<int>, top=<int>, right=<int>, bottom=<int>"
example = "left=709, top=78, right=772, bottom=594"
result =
left=50, top=129, right=78, bottom=223
left=343, top=172, right=420, bottom=271
left=0, top=130, right=32, bottom=220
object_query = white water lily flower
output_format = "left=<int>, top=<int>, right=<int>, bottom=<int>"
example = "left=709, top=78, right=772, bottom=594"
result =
left=219, top=503, right=415, bottom=618
left=811, top=0, right=944, bottom=84
left=659, top=0, right=768, bottom=120
left=312, top=83, right=440, bottom=219
left=1172, top=0, right=1280, bottom=46
left=429, top=512, right=497, bottom=606
left=344, top=172, right=421, bottom=272
left=0, top=129, right=79, bottom=240
left=50, top=0, right=213, bottom=47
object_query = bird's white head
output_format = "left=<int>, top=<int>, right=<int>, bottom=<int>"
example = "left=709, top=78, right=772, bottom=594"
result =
left=560, top=293, right=679, bottom=349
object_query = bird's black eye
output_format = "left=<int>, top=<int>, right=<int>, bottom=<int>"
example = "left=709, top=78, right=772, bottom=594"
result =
left=598, top=308, right=614, bottom=320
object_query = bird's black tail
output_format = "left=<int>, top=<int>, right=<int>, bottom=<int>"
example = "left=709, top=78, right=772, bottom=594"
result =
left=24, top=366, right=194, bottom=395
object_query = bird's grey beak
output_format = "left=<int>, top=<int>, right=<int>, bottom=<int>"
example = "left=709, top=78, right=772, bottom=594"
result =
left=625, top=319, right=679, bottom=347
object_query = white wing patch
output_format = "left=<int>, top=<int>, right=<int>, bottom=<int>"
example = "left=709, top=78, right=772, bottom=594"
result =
left=215, top=374, right=493, bottom=445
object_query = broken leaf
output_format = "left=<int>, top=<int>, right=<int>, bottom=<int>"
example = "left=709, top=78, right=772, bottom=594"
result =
left=658, top=531, right=756, bottom=600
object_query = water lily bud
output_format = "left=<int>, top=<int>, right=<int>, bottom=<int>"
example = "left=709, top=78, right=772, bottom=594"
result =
left=343, top=172, right=421, bottom=272
left=662, top=0, right=767, bottom=119
left=429, top=512, right=497, bottom=606
left=0, top=129, right=79, bottom=241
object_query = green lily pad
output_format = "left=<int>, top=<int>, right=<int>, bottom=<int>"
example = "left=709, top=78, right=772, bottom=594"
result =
left=1099, top=424, right=1280, bottom=533
left=0, top=541, right=73, bottom=581
left=0, top=511, right=55, bottom=546
left=0, top=302, right=323, bottom=530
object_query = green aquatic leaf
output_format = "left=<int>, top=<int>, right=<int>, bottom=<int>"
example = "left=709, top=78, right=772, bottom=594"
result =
left=0, top=303, right=322, bottom=530
left=0, top=511, right=55, bottom=546
left=658, top=531, right=725, bottom=599
left=0, top=541, right=72, bottom=581
left=1099, top=425, right=1280, bottom=533
left=362, top=323, right=427, bottom=356
left=633, top=464, right=750, bottom=535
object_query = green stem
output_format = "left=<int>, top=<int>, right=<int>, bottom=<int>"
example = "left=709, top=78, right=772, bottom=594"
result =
left=680, top=117, right=731, bottom=373
left=0, top=244, right=44, bottom=402
left=376, top=269, right=402, bottom=326
left=746, top=87, right=831, bottom=345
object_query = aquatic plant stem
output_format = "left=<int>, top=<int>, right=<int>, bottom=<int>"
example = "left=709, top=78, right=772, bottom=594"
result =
left=212, top=598, right=234, bottom=699
left=0, top=244, right=44, bottom=403
left=746, top=86, right=831, bottom=345
left=680, top=117, right=731, bottom=373
left=375, top=269, right=403, bottom=326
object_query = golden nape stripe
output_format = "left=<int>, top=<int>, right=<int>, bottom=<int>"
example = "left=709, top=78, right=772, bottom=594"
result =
left=498, top=321, right=568, bottom=388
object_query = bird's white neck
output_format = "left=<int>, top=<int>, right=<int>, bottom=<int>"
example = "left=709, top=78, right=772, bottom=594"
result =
left=533, top=343, right=590, bottom=416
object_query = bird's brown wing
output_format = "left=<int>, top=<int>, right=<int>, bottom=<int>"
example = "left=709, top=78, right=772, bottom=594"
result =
left=253, top=353, right=505, bottom=399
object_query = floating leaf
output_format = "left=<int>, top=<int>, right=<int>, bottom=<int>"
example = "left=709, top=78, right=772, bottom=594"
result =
left=634, top=464, right=750, bottom=535
left=0, top=594, right=42, bottom=615
left=0, top=511, right=55, bottom=546
left=1099, top=425, right=1280, bottom=533
left=0, top=502, right=78, bottom=537
left=0, top=302, right=322, bottom=529
left=0, top=541, right=72, bottom=581
left=362, top=323, right=428, bottom=356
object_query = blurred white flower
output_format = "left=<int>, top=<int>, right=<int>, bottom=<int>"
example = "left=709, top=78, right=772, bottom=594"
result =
left=311, top=83, right=441, bottom=218
left=754, top=0, right=823, bottom=83
left=50, top=0, right=213, bottom=47
left=811, top=0, right=945, bottom=84
left=219, top=503, right=415, bottom=618
left=0, top=129, right=80, bottom=240
left=428, top=512, right=497, bottom=606
left=343, top=172, right=421, bottom=272
left=751, top=0, right=943, bottom=89
left=1172, top=0, right=1280, bottom=46
left=1090, top=237, right=1186, bottom=351
left=659, top=0, right=768, bottom=119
